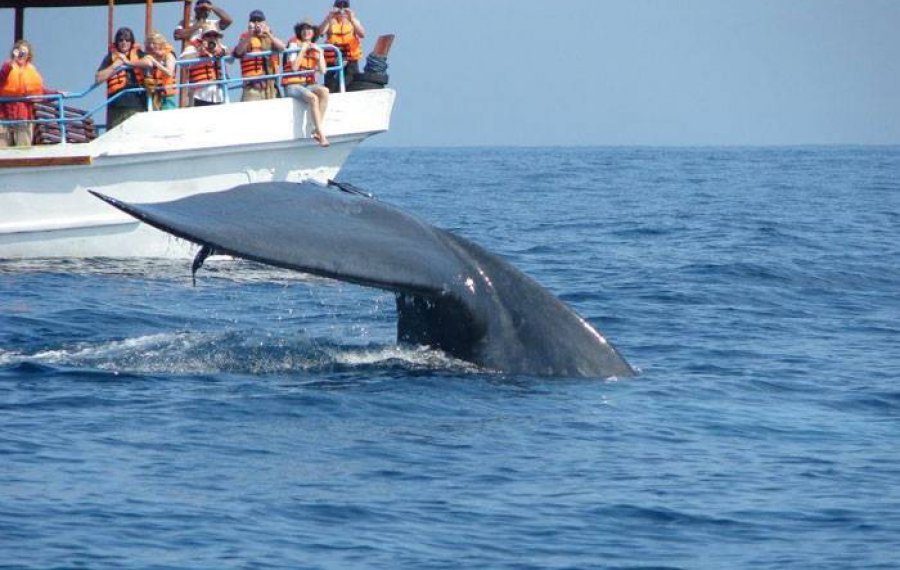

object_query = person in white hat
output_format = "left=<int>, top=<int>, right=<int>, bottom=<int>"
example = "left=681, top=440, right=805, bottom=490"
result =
left=180, top=26, right=228, bottom=107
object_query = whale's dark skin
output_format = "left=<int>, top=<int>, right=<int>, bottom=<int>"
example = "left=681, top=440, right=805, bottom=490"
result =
left=92, top=182, right=635, bottom=378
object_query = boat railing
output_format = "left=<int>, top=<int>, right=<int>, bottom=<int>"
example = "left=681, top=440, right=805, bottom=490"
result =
left=0, top=44, right=345, bottom=145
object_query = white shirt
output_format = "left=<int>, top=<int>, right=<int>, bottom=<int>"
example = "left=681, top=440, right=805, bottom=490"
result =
left=180, top=44, right=227, bottom=104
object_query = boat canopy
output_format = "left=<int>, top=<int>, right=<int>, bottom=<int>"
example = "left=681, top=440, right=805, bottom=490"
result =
left=3, top=0, right=187, bottom=42
left=0, top=1, right=180, bottom=7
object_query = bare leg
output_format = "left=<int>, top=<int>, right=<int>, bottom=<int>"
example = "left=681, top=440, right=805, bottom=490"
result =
left=314, top=85, right=329, bottom=117
left=303, top=91, right=329, bottom=147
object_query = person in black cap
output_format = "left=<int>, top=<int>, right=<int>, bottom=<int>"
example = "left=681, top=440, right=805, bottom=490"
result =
left=173, top=0, right=233, bottom=43
left=233, top=9, right=285, bottom=101
left=318, top=0, right=366, bottom=92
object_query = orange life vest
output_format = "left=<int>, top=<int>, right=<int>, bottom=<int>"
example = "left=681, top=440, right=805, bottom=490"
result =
left=106, top=46, right=145, bottom=97
left=149, top=48, right=176, bottom=96
left=239, top=33, right=280, bottom=79
left=282, top=39, right=320, bottom=86
left=188, top=46, right=224, bottom=84
left=0, top=62, right=44, bottom=98
left=324, top=19, right=362, bottom=65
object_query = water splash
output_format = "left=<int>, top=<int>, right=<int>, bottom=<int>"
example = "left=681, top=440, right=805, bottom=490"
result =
left=0, top=330, right=476, bottom=376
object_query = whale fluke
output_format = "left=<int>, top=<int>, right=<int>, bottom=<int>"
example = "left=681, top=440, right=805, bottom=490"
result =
left=91, top=182, right=635, bottom=378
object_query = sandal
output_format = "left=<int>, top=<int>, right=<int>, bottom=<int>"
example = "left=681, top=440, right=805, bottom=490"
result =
left=312, top=130, right=330, bottom=147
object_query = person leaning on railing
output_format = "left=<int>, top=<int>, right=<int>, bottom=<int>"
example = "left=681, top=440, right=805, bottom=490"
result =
left=180, top=27, right=228, bottom=107
left=318, top=0, right=365, bottom=93
left=142, top=31, right=177, bottom=111
left=95, top=27, right=152, bottom=130
left=232, top=9, right=285, bottom=102
left=0, top=39, right=55, bottom=147
left=283, top=21, right=329, bottom=147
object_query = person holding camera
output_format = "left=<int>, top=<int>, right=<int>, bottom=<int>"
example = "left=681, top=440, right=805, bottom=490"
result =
left=173, top=0, right=233, bottom=43
left=95, top=27, right=152, bottom=130
left=233, top=10, right=285, bottom=102
left=284, top=21, right=330, bottom=147
left=181, top=27, right=228, bottom=107
left=0, top=39, right=52, bottom=147
left=318, top=0, right=365, bottom=93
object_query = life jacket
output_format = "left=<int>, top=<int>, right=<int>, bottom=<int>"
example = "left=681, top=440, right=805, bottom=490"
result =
left=324, top=18, right=362, bottom=65
left=282, top=38, right=320, bottom=86
left=0, top=62, right=44, bottom=98
left=106, top=46, right=145, bottom=97
left=148, top=47, right=176, bottom=97
left=239, top=33, right=280, bottom=79
left=187, top=45, right=224, bottom=84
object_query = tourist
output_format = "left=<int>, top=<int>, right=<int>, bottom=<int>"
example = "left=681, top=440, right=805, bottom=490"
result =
left=95, top=27, right=150, bottom=130
left=143, top=32, right=177, bottom=110
left=0, top=39, right=51, bottom=147
left=233, top=9, right=285, bottom=102
left=318, top=0, right=365, bottom=93
left=181, top=27, right=227, bottom=107
left=173, top=0, right=233, bottom=43
left=284, top=21, right=330, bottom=147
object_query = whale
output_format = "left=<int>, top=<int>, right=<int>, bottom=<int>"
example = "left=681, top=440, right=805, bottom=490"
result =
left=91, top=181, right=635, bottom=378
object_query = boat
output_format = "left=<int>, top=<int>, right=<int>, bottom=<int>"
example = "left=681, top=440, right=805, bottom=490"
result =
left=0, top=0, right=396, bottom=258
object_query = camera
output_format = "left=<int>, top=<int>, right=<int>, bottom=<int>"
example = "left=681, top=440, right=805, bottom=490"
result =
left=11, top=49, right=20, bottom=58
left=205, top=40, right=217, bottom=51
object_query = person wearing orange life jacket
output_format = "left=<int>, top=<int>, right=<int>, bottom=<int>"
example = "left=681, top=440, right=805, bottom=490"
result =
left=142, top=32, right=177, bottom=110
left=317, top=0, right=365, bottom=93
left=233, top=9, right=285, bottom=102
left=0, top=39, right=54, bottom=147
left=95, top=27, right=151, bottom=130
left=180, top=27, right=228, bottom=107
left=284, top=21, right=330, bottom=147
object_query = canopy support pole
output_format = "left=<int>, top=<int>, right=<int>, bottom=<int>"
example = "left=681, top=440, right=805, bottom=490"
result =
left=14, top=6, right=23, bottom=40
left=145, top=0, right=153, bottom=38
left=179, top=0, right=193, bottom=107
left=107, top=0, right=115, bottom=46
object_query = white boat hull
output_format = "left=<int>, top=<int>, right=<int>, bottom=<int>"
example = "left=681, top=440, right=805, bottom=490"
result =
left=0, top=89, right=395, bottom=258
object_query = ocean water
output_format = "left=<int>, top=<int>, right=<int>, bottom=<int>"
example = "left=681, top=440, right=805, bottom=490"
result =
left=1, top=146, right=898, bottom=569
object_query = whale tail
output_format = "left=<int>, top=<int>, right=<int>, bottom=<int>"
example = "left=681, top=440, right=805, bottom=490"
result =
left=91, top=182, right=635, bottom=378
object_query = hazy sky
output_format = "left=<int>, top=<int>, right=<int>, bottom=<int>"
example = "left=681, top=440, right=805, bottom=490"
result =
left=2, top=0, right=898, bottom=146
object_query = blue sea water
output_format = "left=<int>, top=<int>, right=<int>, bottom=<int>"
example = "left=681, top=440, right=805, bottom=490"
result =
left=1, top=146, right=899, bottom=569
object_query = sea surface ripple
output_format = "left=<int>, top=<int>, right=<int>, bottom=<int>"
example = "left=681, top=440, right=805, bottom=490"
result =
left=1, top=146, right=898, bottom=569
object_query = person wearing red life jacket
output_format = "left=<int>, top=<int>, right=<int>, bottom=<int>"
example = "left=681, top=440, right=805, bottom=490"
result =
left=283, top=21, right=330, bottom=147
left=0, top=39, right=54, bottom=147
left=233, top=9, right=285, bottom=102
left=317, top=0, right=365, bottom=93
left=95, top=27, right=152, bottom=130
